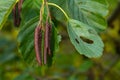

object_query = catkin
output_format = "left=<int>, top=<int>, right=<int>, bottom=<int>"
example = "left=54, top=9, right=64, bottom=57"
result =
left=34, top=26, right=42, bottom=65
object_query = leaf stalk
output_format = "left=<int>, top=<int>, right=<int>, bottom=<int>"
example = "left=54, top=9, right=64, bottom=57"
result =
left=47, top=2, right=69, bottom=20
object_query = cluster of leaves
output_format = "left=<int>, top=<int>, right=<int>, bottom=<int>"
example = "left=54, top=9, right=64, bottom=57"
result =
left=0, top=0, right=108, bottom=66
left=1, top=0, right=120, bottom=80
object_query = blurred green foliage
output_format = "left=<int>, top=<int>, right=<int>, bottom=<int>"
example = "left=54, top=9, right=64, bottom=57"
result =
left=0, top=0, right=120, bottom=80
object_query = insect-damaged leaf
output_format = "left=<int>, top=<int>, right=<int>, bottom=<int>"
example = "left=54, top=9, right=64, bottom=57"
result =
left=67, top=19, right=104, bottom=58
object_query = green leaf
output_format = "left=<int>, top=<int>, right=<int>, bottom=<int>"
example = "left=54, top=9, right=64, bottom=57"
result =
left=67, top=19, right=104, bottom=58
left=49, top=0, right=108, bottom=32
left=67, top=0, right=109, bottom=31
left=47, top=23, right=60, bottom=66
left=21, top=0, right=42, bottom=26
left=48, top=0, right=68, bottom=22
left=17, top=16, right=59, bottom=66
left=17, top=17, right=39, bottom=66
left=0, top=0, right=18, bottom=29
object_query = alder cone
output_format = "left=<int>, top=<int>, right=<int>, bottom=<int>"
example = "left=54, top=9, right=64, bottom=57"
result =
left=34, top=26, right=42, bottom=65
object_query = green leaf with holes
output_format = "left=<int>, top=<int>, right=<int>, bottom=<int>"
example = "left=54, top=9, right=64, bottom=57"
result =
left=0, top=0, right=18, bottom=29
left=67, top=19, right=104, bottom=58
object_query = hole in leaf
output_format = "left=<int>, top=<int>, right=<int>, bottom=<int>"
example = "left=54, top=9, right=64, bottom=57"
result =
left=75, top=38, right=79, bottom=44
left=80, top=36, right=93, bottom=44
